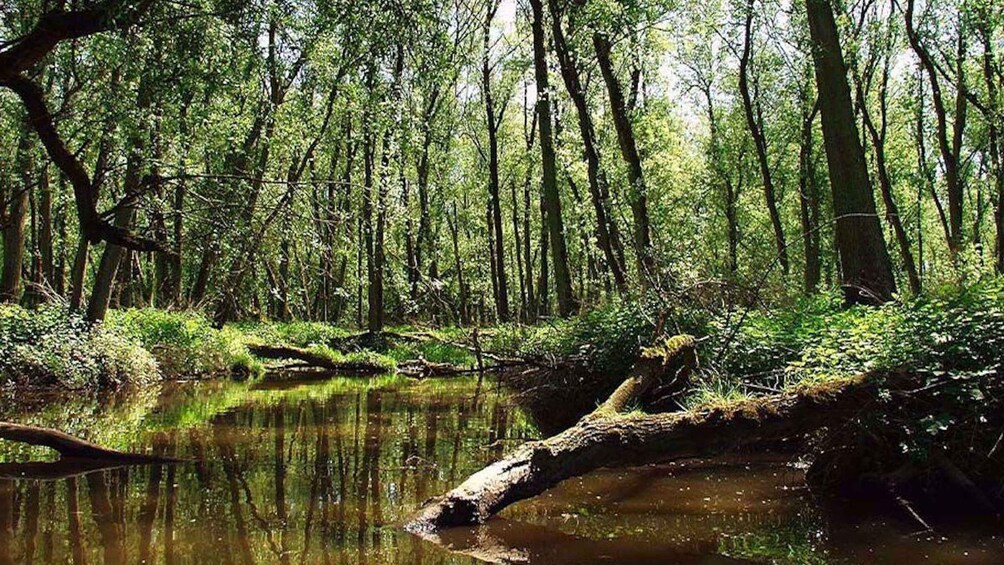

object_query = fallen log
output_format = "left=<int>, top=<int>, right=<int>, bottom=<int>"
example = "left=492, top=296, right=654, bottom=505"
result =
left=389, top=330, right=542, bottom=369
left=398, top=358, right=482, bottom=379
left=248, top=344, right=389, bottom=375
left=406, top=335, right=888, bottom=531
left=0, top=422, right=181, bottom=464
left=251, top=342, right=512, bottom=379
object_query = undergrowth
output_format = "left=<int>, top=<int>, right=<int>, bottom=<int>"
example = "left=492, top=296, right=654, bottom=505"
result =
left=111, top=309, right=263, bottom=379
left=1, top=304, right=157, bottom=390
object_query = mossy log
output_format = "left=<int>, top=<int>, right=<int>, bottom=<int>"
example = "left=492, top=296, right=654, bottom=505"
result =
left=251, top=343, right=495, bottom=378
left=406, top=336, right=888, bottom=532
left=248, top=344, right=388, bottom=375
left=0, top=422, right=180, bottom=464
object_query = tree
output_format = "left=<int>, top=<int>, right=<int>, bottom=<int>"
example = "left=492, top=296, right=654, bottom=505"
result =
left=738, top=0, right=789, bottom=275
left=593, top=32, right=656, bottom=285
left=481, top=0, right=511, bottom=322
left=530, top=0, right=577, bottom=317
left=805, top=0, right=897, bottom=304
left=549, top=0, right=628, bottom=292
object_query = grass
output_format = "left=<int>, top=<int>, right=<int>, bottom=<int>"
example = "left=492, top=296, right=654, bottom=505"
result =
left=231, top=319, right=353, bottom=348
left=303, top=344, right=398, bottom=372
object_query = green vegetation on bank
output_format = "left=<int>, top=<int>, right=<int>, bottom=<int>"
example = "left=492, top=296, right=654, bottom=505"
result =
left=4, top=279, right=1002, bottom=397
left=0, top=304, right=158, bottom=390
left=0, top=307, right=474, bottom=389
left=1, top=307, right=267, bottom=389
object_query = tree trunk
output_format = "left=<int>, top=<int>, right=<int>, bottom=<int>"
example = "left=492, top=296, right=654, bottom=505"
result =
left=483, top=4, right=511, bottom=322
left=530, top=0, right=577, bottom=317
left=738, top=0, right=788, bottom=275
left=978, top=24, right=1003, bottom=274
left=447, top=209, right=470, bottom=326
left=805, top=0, right=896, bottom=304
left=799, top=97, right=822, bottom=294
left=363, top=69, right=380, bottom=332
left=702, top=84, right=741, bottom=276
left=858, top=70, right=922, bottom=295
left=416, top=88, right=439, bottom=287
left=904, top=0, right=967, bottom=256
left=0, top=130, right=31, bottom=303
left=68, top=237, right=89, bottom=311
left=38, top=164, right=54, bottom=290
left=550, top=0, right=628, bottom=293
left=594, top=32, right=656, bottom=284
left=523, top=83, right=538, bottom=321
left=86, top=202, right=136, bottom=322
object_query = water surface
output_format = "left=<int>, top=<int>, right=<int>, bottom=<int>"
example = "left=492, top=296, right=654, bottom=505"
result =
left=0, top=375, right=1000, bottom=564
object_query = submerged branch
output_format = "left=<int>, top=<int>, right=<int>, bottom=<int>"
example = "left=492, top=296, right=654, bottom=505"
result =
left=0, top=422, right=182, bottom=464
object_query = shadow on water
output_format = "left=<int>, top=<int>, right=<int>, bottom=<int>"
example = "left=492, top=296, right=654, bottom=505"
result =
left=0, top=374, right=1001, bottom=564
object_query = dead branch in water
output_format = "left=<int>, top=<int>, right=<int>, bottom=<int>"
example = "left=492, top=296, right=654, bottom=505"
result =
left=0, top=422, right=181, bottom=464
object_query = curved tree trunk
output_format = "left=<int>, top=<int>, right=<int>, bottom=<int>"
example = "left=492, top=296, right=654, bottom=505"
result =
left=738, top=0, right=789, bottom=275
left=593, top=32, right=656, bottom=284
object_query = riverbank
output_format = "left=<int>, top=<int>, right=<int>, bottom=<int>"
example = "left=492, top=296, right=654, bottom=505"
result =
left=3, top=280, right=1002, bottom=520
left=0, top=307, right=476, bottom=391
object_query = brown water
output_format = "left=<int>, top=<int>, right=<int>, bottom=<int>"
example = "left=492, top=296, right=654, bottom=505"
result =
left=0, top=375, right=1001, bottom=564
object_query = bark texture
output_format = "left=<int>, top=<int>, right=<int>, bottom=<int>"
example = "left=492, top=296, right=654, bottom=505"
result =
left=805, top=0, right=896, bottom=304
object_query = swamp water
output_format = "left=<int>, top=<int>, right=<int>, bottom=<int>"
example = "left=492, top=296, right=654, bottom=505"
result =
left=0, top=375, right=1001, bottom=564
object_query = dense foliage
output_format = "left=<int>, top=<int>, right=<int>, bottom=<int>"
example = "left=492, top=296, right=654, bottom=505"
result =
left=0, top=304, right=156, bottom=389
left=0, top=0, right=1000, bottom=328
left=0, top=306, right=266, bottom=388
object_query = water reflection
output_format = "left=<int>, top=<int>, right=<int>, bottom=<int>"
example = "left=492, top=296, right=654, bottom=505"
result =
left=0, top=377, right=1001, bottom=564
left=0, top=377, right=536, bottom=564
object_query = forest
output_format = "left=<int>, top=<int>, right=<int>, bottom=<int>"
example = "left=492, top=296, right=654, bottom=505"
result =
left=0, top=0, right=1002, bottom=563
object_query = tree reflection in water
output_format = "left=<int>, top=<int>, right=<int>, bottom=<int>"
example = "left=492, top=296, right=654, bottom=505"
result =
left=0, top=378, right=529, bottom=564
left=0, top=377, right=1001, bottom=564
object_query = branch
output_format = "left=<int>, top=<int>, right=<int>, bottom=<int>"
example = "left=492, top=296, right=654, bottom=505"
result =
left=0, top=421, right=181, bottom=464
left=0, top=0, right=154, bottom=74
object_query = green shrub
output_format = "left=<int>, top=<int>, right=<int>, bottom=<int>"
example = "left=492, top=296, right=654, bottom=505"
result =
left=500, top=299, right=659, bottom=374
left=702, top=281, right=1004, bottom=466
left=0, top=304, right=157, bottom=389
left=110, top=309, right=263, bottom=379
left=232, top=320, right=351, bottom=348
left=385, top=338, right=475, bottom=366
